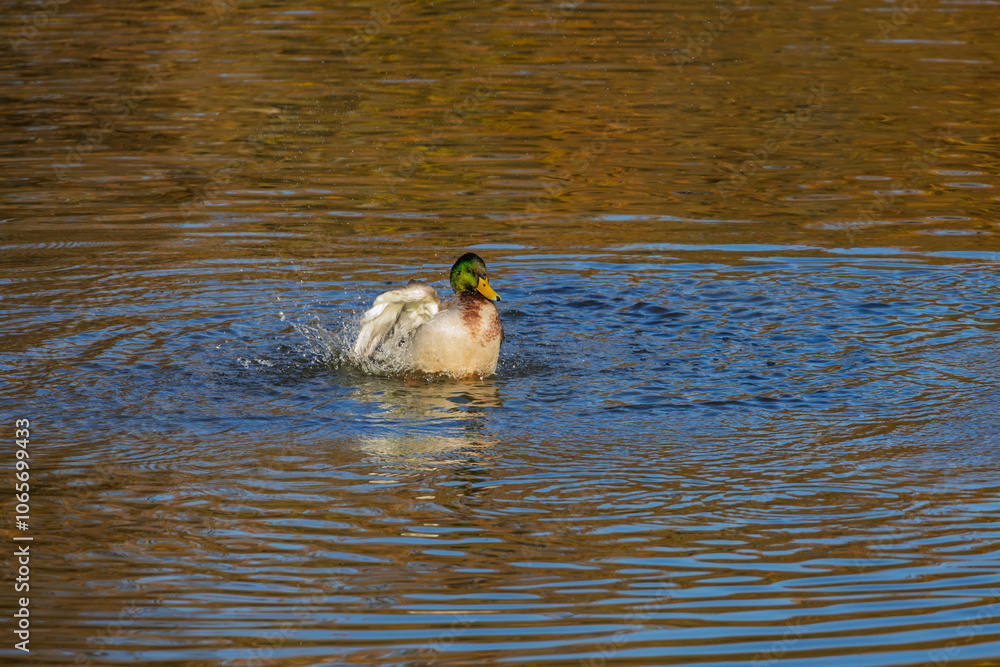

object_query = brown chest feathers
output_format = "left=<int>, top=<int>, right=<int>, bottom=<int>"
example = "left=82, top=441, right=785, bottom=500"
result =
left=458, top=293, right=502, bottom=347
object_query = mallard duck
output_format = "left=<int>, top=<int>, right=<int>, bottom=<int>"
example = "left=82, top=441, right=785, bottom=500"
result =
left=353, top=253, right=503, bottom=376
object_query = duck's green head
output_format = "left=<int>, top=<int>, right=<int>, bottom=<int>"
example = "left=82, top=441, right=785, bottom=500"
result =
left=450, top=252, right=501, bottom=301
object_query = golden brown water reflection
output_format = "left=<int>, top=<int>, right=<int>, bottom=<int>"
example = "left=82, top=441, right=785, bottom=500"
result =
left=2, top=0, right=1000, bottom=665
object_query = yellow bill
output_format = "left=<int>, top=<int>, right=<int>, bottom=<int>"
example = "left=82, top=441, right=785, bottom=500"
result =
left=477, top=276, right=501, bottom=301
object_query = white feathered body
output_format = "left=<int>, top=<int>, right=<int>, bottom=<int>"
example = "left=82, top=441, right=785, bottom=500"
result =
left=354, top=281, right=502, bottom=377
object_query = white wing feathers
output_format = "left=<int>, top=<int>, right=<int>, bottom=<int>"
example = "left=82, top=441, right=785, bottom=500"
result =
left=353, top=281, right=441, bottom=358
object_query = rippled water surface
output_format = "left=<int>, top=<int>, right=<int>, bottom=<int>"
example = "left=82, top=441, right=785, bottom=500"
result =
left=3, top=0, right=1000, bottom=665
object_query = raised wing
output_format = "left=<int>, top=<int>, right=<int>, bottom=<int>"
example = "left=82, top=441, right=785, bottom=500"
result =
left=353, top=280, right=441, bottom=358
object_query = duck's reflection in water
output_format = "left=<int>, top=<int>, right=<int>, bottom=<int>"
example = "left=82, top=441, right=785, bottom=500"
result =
left=359, top=432, right=492, bottom=460
left=352, top=376, right=501, bottom=464
left=353, top=375, right=503, bottom=420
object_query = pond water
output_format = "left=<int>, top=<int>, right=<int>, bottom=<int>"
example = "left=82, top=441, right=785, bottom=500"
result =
left=3, top=0, right=1000, bottom=665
